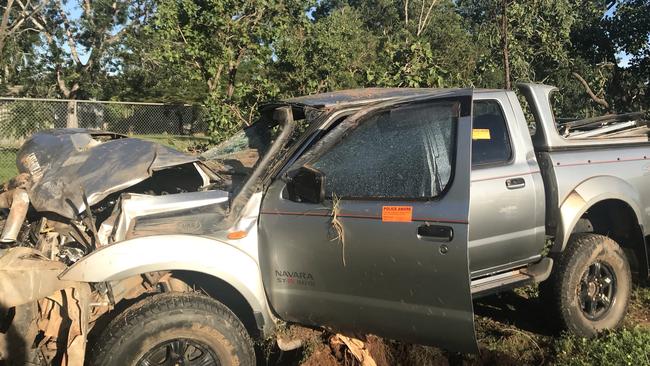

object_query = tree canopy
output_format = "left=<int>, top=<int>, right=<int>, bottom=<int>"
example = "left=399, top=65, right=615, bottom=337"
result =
left=1, top=0, right=648, bottom=138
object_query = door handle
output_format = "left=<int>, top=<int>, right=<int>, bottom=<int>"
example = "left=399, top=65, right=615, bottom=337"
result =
left=505, top=177, right=525, bottom=189
left=417, top=224, right=453, bottom=242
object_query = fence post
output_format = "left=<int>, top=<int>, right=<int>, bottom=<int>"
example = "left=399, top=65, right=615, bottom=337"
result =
left=66, top=100, right=78, bottom=128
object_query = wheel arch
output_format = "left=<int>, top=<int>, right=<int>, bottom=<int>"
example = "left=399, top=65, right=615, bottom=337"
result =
left=555, top=176, right=644, bottom=251
left=60, top=234, right=276, bottom=337
left=554, top=176, right=649, bottom=279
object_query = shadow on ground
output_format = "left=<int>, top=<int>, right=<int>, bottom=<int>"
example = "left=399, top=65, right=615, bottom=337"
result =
left=258, top=286, right=650, bottom=365
left=473, top=291, right=556, bottom=337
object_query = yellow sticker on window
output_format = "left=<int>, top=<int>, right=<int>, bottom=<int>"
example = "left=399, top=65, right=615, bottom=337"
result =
left=472, top=128, right=491, bottom=140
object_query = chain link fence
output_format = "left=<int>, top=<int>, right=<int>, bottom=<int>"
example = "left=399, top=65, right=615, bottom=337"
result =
left=0, top=98, right=210, bottom=182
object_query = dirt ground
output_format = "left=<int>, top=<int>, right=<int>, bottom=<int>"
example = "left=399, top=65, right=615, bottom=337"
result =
left=261, top=286, right=650, bottom=366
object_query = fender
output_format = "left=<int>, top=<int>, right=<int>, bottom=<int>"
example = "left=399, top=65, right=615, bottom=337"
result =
left=554, top=176, right=644, bottom=252
left=60, top=234, right=275, bottom=334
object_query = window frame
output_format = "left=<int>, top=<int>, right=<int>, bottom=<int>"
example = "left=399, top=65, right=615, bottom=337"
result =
left=304, top=97, right=465, bottom=202
left=471, top=99, right=516, bottom=170
left=274, top=107, right=361, bottom=181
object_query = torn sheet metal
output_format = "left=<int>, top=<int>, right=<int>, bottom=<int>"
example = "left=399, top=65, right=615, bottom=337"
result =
left=113, top=190, right=230, bottom=241
left=36, top=287, right=89, bottom=366
left=0, top=247, right=83, bottom=308
left=0, top=247, right=90, bottom=365
left=16, top=129, right=198, bottom=219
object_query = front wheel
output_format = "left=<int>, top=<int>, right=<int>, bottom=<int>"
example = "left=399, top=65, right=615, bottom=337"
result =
left=88, top=292, right=255, bottom=366
left=542, top=233, right=631, bottom=337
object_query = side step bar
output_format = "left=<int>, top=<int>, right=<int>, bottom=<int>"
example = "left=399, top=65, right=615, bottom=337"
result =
left=471, top=258, right=553, bottom=298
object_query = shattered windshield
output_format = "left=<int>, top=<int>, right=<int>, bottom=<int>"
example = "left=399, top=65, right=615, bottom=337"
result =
left=202, top=122, right=276, bottom=170
left=200, top=106, right=313, bottom=194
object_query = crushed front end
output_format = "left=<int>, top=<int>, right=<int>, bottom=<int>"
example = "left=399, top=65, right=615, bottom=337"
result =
left=0, top=129, right=220, bottom=365
left=0, top=106, right=305, bottom=365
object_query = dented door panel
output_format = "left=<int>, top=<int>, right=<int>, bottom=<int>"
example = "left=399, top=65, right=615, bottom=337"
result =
left=259, top=91, right=477, bottom=352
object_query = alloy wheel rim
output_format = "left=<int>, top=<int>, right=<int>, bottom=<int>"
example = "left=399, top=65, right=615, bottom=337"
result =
left=137, top=338, right=221, bottom=366
left=578, top=261, right=617, bottom=321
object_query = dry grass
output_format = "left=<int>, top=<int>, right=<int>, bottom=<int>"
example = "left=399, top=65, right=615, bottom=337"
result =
left=330, top=193, right=346, bottom=266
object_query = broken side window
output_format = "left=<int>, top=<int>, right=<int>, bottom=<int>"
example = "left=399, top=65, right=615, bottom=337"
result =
left=311, top=101, right=457, bottom=199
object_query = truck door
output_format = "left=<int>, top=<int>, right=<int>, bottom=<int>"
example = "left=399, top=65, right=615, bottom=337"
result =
left=259, top=91, right=476, bottom=353
left=468, top=97, right=545, bottom=277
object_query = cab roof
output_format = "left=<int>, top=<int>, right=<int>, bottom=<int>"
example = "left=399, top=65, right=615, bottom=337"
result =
left=280, top=87, right=500, bottom=109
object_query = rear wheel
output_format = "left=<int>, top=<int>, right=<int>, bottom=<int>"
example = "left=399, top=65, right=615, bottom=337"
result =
left=89, top=292, right=255, bottom=366
left=541, top=233, right=631, bottom=336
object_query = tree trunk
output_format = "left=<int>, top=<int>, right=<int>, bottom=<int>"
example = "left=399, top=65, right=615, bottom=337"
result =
left=175, top=108, right=184, bottom=135
left=66, top=100, right=78, bottom=128
left=226, top=49, right=245, bottom=100
left=2, top=65, right=8, bottom=84
left=0, top=0, right=14, bottom=57
left=226, top=67, right=237, bottom=100
left=56, top=70, right=80, bottom=128
left=501, top=0, right=511, bottom=90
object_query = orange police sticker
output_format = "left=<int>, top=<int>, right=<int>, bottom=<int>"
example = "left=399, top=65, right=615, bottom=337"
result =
left=382, top=206, right=413, bottom=222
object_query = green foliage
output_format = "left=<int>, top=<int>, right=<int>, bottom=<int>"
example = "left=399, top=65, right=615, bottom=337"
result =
left=33, top=0, right=145, bottom=100
left=144, top=0, right=312, bottom=138
left=459, top=0, right=580, bottom=85
left=2, top=0, right=649, bottom=138
left=0, top=0, right=46, bottom=93
left=275, top=0, right=478, bottom=94
left=605, top=0, right=650, bottom=113
left=0, top=101, right=57, bottom=138
left=554, top=328, right=650, bottom=366
left=273, top=5, right=375, bottom=95
left=0, top=149, right=18, bottom=183
left=634, top=285, right=650, bottom=304
left=609, top=0, right=650, bottom=57
left=103, top=104, right=136, bottom=133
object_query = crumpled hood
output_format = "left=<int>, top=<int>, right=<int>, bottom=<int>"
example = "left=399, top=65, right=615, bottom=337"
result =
left=16, top=129, right=199, bottom=218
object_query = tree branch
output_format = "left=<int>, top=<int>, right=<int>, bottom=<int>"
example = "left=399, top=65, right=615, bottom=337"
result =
left=83, top=0, right=123, bottom=74
left=0, top=0, right=16, bottom=52
left=417, top=0, right=438, bottom=36
left=176, top=25, right=204, bottom=72
left=83, top=0, right=91, bottom=17
left=208, top=64, right=224, bottom=92
left=104, top=27, right=127, bottom=45
left=404, top=0, right=409, bottom=25
left=226, top=47, right=246, bottom=99
left=56, top=67, right=78, bottom=98
left=417, top=0, right=425, bottom=34
left=56, top=0, right=82, bottom=65
left=29, top=14, right=53, bottom=44
left=6, top=0, right=46, bottom=34
left=572, top=72, right=610, bottom=110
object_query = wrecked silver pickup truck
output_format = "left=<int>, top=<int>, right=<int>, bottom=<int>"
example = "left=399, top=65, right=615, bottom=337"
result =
left=1, top=84, right=649, bottom=365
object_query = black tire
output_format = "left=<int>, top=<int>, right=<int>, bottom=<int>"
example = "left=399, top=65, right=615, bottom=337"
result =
left=88, top=292, right=255, bottom=366
left=541, top=233, right=631, bottom=337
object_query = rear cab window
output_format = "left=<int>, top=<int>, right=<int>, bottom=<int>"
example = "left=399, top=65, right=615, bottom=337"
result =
left=472, top=100, right=512, bottom=167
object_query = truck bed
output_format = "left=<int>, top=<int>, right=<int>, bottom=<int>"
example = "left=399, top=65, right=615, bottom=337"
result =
left=561, top=112, right=650, bottom=140
left=519, top=83, right=650, bottom=254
